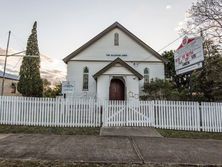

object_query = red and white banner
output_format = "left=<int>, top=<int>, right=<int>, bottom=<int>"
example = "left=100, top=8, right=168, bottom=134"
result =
left=174, top=36, right=204, bottom=75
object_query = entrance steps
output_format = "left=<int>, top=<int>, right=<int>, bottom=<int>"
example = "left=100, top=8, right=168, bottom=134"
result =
left=100, top=127, right=162, bottom=137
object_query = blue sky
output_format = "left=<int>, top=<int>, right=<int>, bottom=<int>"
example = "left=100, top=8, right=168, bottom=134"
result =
left=0, top=0, right=197, bottom=61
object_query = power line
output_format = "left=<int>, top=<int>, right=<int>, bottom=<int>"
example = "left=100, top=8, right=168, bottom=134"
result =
left=11, top=32, right=26, bottom=51
left=157, top=35, right=184, bottom=52
left=10, top=33, right=26, bottom=68
left=13, top=57, right=22, bottom=68
left=0, top=54, right=39, bottom=57
left=157, top=22, right=205, bottom=53
left=0, top=31, right=39, bottom=96
left=0, top=32, right=9, bottom=49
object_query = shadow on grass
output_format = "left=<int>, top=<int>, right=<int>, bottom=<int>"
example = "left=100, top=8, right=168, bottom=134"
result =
left=156, top=128, right=222, bottom=140
left=0, top=159, right=189, bottom=167
left=0, top=125, right=100, bottom=135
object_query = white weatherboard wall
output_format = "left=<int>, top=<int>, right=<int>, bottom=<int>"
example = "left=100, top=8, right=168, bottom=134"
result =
left=67, top=61, right=164, bottom=99
left=126, top=76, right=139, bottom=101
left=66, top=27, right=165, bottom=99
left=97, top=75, right=109, bottom=100
left=67, top=61, right=108, bottom=98
left=71, top=28, right=161, bottom=62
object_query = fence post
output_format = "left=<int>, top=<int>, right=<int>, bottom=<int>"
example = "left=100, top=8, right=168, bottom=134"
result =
left=102, top=100, right=107, bottom=127
left=199, top=102, right=202, bottom=131
left=1, top=96, right=222, bottom=132
left=151, top=100, right=155, bottom=128
left=100, top=102, right=103, bottom=127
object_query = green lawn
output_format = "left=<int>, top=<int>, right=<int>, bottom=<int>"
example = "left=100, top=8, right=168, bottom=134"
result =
left=156, top=128, right=222, bottom=140
left=0, top=125, right=100, bottom=135
left=0, top=160, right=187, bottom=167
left=1, top=124, right=222, bottom=140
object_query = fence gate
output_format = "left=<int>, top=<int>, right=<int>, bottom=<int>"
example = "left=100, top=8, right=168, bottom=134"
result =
left=102, top=100, right=154, bottom=127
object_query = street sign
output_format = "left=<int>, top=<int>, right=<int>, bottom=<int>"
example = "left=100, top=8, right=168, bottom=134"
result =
left=174, top=36, right=204, bottom=75
left=62, top=81, right=74, bottom=94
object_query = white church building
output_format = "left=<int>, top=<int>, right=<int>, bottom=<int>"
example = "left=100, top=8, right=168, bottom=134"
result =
left=63, top=22, right=167, bottom=101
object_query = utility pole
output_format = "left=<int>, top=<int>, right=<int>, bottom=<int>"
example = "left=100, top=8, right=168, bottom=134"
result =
left=1, top=31, right=11, bottom=96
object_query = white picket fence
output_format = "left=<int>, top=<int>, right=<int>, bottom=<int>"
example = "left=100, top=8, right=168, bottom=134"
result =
left=0, top=96, right=101, bottom=127
left=154, top=101, right=201, bottom=131
left=0, top=96, right=222, bottom=132
left=201, top=102, right=222, bottom=132
left=102, top=100, right=154, bottom=127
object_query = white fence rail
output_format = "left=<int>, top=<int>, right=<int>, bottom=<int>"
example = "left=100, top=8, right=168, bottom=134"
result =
left=201, top=102, right=222, bottom=132
left=102, top=100, right=154, bottom=127
left=0, top=96, right=101, bottom=127
left=154, top=101, right=200, bottom=131
left=0, top=96, right=222, bottom=132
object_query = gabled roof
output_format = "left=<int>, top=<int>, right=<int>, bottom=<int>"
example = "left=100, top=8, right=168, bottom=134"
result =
left=0, top=71, right=19, bottom=80
left=63, top=22, right=167, bottom=64
left=93, top=58, right=143, bottom=80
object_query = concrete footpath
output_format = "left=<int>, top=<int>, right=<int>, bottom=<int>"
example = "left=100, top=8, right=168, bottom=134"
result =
left=0, top=134, right=222, bottom=166
left=100, top=127, right=163, bottom=137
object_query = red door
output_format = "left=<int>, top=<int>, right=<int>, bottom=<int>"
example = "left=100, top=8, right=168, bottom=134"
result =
left=109, top=79, right=125, bottom=100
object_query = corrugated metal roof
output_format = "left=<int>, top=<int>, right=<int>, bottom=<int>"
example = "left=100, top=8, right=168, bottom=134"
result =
left=0, top=71, right=19, bottom=80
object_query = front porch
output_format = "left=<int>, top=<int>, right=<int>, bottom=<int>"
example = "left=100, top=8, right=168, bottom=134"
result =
left=93, top=58, right=143, bottom=101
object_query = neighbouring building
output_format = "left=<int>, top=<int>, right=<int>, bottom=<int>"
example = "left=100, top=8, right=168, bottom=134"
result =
left=0, top=71, right=20, bottom=96
left=63, top=22, right=167, bottom=101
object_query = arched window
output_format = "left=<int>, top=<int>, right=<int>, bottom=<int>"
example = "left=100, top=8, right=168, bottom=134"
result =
left=144, top=68, right=149, bottom=84
left=114, top=33, right=119, bottom=46
left=83, top=67, right=89, bottom=91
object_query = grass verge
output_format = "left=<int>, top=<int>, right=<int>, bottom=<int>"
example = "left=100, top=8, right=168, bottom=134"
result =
left=0, top=160, right=195, bottom=167
left=0, top=125, right=100, bottom=135
left=156, top=128, right=222, bottom=140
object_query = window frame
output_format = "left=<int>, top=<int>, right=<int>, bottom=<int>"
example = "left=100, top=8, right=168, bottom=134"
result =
left=83, top=67, right=89, bottom=91
left=114, top=33, right=119, bottom=46
left=144, top=67, right=149, bottom=84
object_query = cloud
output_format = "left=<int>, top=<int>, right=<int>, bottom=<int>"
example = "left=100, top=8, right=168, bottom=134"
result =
left=166, top=5, right=172, bottom=10
left=0, top=48, right=66, bottom=84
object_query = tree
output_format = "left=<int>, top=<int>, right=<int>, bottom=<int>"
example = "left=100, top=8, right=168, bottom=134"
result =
left=192, top=40, right=222, bottom=101
left=192, top=57, right=222, bottom=101
left=43, top=79, right=62, bottom=98
left=53, top=83, right=62, bottom=96
left=162, top=50, right=175, bottom=79
left=141, top=79, right=185, bottom=101
left=43, top=78, right=52, bottom=96
left=162, top=50, right=190, bottom=91
left=17, top=21, right=43, bottom=97
left=204, top=39, right=221, bottom=57
left=161, top=40, right=222, bottom=101
left=182, top=0, right=222, bottom=45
